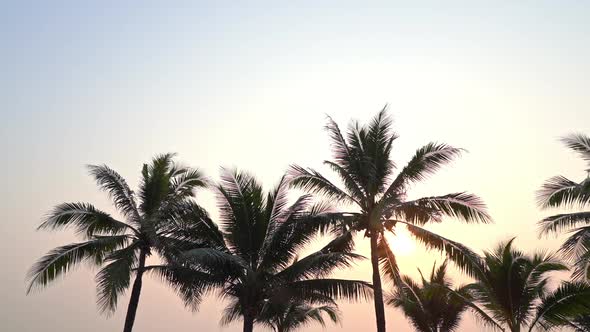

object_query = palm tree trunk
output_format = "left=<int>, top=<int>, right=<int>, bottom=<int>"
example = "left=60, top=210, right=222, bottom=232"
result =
left=123, top=249, right=147, bottom=332
left=243, top=312, right=255, bottom=332
left=370, top=231, right=387, bottom=332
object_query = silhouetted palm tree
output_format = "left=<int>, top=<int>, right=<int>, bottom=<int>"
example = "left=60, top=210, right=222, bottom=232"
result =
left=27, top=154, right=212, bottom=332
left=387, top=260, right=500, bottom=332
left=465, top=239, right=590, bottom=332
left=537, top=133, right=590, bottom=281
left=289, top=107, right=492, bottom=332
left=168, top=169, right=372, bottom=332
left=257, top=298, right=340, bottom=332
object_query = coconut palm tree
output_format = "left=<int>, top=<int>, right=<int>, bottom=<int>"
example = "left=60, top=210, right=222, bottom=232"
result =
left=27, top=154, right=214, bottom=332
left=537, top=133, right=590, bottom=281
left=168, top=169, right=372, bottom=332
left=465, top=239, right=590, bottom=332
left=387, top=260, right=499, bottom=332
left=257, top=299, right=341, bottom=332
left=289, top=107, right=492, bottom=332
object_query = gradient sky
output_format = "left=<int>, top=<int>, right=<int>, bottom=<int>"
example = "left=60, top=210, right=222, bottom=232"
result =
left=2, top=1, right=590, bottom=331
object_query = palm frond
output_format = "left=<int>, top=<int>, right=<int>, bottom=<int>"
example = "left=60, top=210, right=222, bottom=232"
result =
left=220, top=298, right=243, bottom=326
left=146, top=264, right=225, bottom=312
left=529, top=281, right=590, bottom=332
left=286, top=279, right=373, bottom=303
left=536, top=176, right=590, bottom=209
left=323, top=160, right=366, bottom=205
left=561, top=133, right=590, bottom=164
left=87, top=164, right=141, bottom=222
left=384, top=143, right=464, bottom=200
left=557, top=226, right=590, bottom=261
left=169, top=167, right=208, bottom=200
left=324, top=115, right=354, bottom=174
left=181, top=247, right=247, bottom=278
left=538, top=212, right=590, bottom=236
left=288, top=165, right=358, bottom=205
left=401, top=221, right=486, bottom=279
left=378, top=233, right=401, bottom=285
left=138, top=153, right=176, bottom=217
left=571, top=251, right=590, bottom=281
left=159, top=199, right=227, bottom=251
left=216, top=168, right=266, bottom=264
left=258, top=201, right=346, bottom=273
left=38, top=202, right=135, bottom=237
left=394, top=192, right=492, bottom=225
left=276, top=303, right=341, bottom=332
left=27, top=235, right=129, bottom=293
left=274, top=251, right=364, bottom=282
left=96, top=243, right=138, bottom=314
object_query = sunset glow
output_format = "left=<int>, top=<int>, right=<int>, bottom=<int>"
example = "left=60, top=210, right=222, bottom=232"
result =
left=385, top=226, right=416, bottom=257
left=4, top=2, right=590, bottom=332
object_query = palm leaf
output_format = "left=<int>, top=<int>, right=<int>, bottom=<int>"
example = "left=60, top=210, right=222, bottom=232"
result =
left=27, top=235, right=129, bottom=293
left=286, top=279, right=372, bottom=303
left=384, top=143, right=464, bottom=200
left=38, top=202, right=135, bottom=237
left=561, top=133, right=590, bottom=164
left=146, top=264, right=225, bottom=311
left=274, top=251, right=364, bottom=282
left=394, top=192, right=491, bottom=225
left=528, top=281, right=590, bottom=331
left=288, top=165, right=358, bottom=205
left=400, top=221, right=486, bottom=279
left=536, top=176, right=590, bottom=209
left=87, top=164, right=141, bottom=222
left=95, top=243, right=139, bottom=314
left=378, top=233, right=401, bottom=285
left=538, top=212, right=590, bottom=236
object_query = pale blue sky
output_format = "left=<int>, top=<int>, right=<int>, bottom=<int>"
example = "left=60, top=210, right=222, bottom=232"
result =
left=2, top=1, right=590, bottom=331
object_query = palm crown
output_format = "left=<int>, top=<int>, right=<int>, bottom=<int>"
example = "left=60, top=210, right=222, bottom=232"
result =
left=27, top=154, right=211, bottom=332
left=289, top=107, right=492, bottom=332
left=257, top=298, right=341, bottom=332
left=465, top=239, right=590, bottom=332
left=387, top=261, right=475, bottom=332
left=537, top=133, right=590, bottom=281
left=171, top=169, right=372, bottom=332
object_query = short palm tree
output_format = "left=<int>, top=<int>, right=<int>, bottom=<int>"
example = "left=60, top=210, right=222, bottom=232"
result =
left=27, top=154, right=212, bottom=332
left=289, top=107, right=492, bottom=332
left=465, top=239, right=590, bottom=332
left=257, top=299, right=341, bottom=332
left=170, top=169, right=372, bottom=332
left=387, top=260, right=499, bottom=332
left=537, top=133, right=590, bottom=281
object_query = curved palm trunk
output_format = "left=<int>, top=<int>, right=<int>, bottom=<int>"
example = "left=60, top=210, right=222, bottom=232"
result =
left=243, top=313, right=255, bottom=332
left=370, top=231, right=387, bottom=332
left=123, top=249, right=147, bottom=332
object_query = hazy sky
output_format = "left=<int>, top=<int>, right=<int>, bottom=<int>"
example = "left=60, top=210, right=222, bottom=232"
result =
left=2, top=1, right=590, bottom=331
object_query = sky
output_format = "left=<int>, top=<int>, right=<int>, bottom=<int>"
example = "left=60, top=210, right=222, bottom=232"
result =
left=2, top=1, right=590, bottom=331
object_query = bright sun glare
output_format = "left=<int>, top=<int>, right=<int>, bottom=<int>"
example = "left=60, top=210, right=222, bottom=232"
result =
left=385, top=225, right=416, bottom=256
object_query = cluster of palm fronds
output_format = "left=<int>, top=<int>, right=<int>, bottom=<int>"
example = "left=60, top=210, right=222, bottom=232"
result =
left=27, top=108, right=590, bottom=332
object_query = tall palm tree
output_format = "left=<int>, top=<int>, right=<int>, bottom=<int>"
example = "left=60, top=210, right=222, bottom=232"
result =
left=289, top=107, right=492, bottom=332
left=167, top=169, right=372, bottom=332
left=537, top=133, right=590, bottom=281
left=27, top=154, right=212, bottom=332
left=465, top=239, right=590, bottom=332
left=257, top=299, right=341, bottom=332
left=387, top=260, right=499, bottom=332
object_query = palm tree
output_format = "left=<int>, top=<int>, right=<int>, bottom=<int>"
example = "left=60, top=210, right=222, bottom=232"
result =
left=386, top=260, right=497, bottom=332
left=465, top=239, right=590, bottom=332
left=169, top=169, right=372, bottom=332
left=537, top=133, right=590, bottom=281
left=289, top=107, right=492, bottom=332
left=257, top=299, right=341, bottom=332
left=27, top=154, right=213, bottom=332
